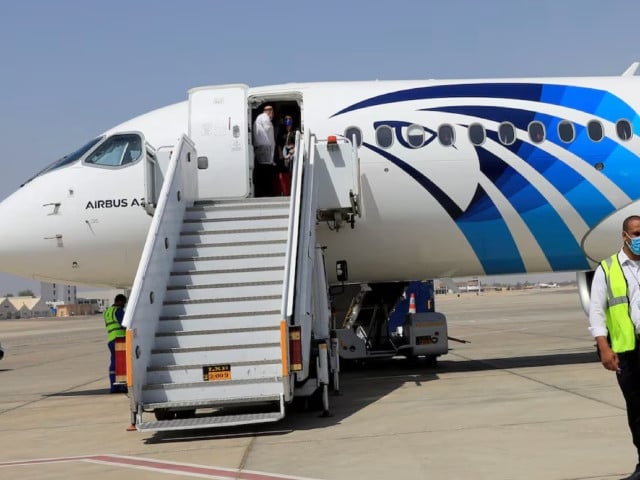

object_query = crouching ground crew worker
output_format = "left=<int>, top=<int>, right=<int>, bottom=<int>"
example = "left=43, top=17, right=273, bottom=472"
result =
left=104, top=294, right=127, bottom=393
left=589, top=215, right=640, bottom=480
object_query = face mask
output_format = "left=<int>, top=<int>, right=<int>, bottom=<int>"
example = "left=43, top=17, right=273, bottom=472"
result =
left=284, top=119, right=292, bottom=127
left=626, top=232, right=640, bottom=255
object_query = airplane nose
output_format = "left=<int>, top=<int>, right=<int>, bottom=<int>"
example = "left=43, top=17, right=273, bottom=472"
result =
left=0, top=184, right=64, bottom=280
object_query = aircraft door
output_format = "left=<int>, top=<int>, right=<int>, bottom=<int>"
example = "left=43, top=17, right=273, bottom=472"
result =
left=188, top=84, right=250, bottom=199
left=143, top=146, right=161, bottom=215
left=315, top=135, right=362, bottom=225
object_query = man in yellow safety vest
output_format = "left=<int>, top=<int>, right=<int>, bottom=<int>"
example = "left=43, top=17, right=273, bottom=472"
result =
left=589, top=215, right=640, bottom=480
left=104, top=294, right=127, bottom=393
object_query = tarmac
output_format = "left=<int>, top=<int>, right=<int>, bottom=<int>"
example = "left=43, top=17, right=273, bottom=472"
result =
left=0, top=287, right=635, bottom=479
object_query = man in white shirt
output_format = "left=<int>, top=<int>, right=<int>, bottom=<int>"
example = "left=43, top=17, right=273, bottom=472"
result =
left=252, top=105, right=276, bottom=196
left=589, top=215, right=640, bottom=480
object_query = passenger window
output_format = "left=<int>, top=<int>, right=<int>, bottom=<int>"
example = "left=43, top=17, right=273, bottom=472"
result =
left=344, top=127, right=362, bottom=147
left=468, top=123, right=485, bottom=146
left=616, top=119, right=633, bottom=141
left=438, top=124, right=455, bottom=146
left=528, top=121, right=545, bottom=144
left=498, top=122, right=516, bottom=145
left=85, top=134, right=143, bottom=167
left=376, top=125, right=394, bottom=148
left=587, top=120, right=604, bottom=142
left=558, top=121, right=575, bottom=143
left=406, top=124, right=425, bottom=148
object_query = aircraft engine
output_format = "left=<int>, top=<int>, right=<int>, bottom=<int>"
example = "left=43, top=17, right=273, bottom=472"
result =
left=576, top=270, right=596, bottom=317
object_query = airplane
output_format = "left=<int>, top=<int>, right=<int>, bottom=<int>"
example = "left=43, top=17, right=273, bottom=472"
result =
left=1, top=63, right=639, bottom=429
left=2, top=65, right=640, bottom=299
left=537, top=282, right=559, bottom=288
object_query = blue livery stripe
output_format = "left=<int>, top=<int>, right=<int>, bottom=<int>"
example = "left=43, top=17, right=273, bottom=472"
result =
left=364, top=143, right=524, bottom=274
left=335, top=83, right=639, bottom=130
left=456, top=212, right=525, bottom=275
left=421, top=105, right=625, bottom=225
left=474, top=145, right=589, bottom=271
left=363, top=143, right=463, bottom=218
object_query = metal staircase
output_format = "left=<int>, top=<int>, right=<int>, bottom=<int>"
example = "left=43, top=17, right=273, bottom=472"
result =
left=137, top=198, right=291, bottom=431
left=123, top=130, right=360, bottom=433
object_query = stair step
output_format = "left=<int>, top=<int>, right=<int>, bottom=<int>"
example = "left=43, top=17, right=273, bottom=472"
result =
left=193, top=198, right=289, bottom=209
left=143, top=394, right=282, bottom=411
left=179, top=227, right=287, bottom=244
left=146, top=364, right=283, bottom=387
left=172, top=253, right=285, bottom=272
left=168, top=266, right=285, bottom=287
left=184, top=205, right=289, bottom=221
left=136, top=411, right=284, bottom=432
left=150, top=344, right=282, bottom=366
left=175, top=239, right=286, bottom=258
left=148, top=358, right=281, bottom=371
left=181, top=216, right=289, bottom=232
left=154, top=326, right=281, bottom=349
left=144, top=376, right=283, bottom=391
left=162, top=294, right=281, bottom=316
left=165, top=281, right=283, bottom=302
left=140, top=379, right=284, bottom=404
left=158, top=310, right=281, bottom=332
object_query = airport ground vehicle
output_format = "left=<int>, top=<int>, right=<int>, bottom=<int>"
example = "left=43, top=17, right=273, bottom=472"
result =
left=333, top=281, right=448, bottom=366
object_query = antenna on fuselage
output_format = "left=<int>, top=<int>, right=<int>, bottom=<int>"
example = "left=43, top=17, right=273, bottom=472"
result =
left=621, top=61, right=639, bottom=77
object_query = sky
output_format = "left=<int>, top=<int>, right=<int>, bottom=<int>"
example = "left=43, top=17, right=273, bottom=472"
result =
left=0, top=0, right=638, bottom=295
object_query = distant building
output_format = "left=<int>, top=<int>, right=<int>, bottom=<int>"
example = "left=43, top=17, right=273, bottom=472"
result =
left=55, top=304, right=95, bottom=316
left=0, top=296, right=51, bottom=319
left=77, top=288, right=127, bottom=313
left=41, top=282, right=77, bottom=304
left=8, top=296, right=50, bottom=318
left=0, top=297, right=18, bottom=319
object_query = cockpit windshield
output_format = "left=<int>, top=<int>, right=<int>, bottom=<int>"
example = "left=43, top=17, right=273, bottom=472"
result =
left=84, top=134, right=142, bottom=166
left=21, top=136, right=103, bottom=186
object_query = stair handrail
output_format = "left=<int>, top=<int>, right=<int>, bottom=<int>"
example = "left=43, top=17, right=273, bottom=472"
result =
left=293, top=132, right=318, bottom=326
left=122, top=134, right=199, bottom=411
left=282, top=130, right=306, bottom=322
left=290, top=132, right=319, bottom=384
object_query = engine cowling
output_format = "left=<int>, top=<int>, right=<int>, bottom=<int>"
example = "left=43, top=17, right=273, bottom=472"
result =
left=576, top=270, right=595, bottom=317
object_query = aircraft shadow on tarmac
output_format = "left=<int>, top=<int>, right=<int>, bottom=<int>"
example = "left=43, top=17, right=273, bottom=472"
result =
left=143, top=349, right=598, bottom=444
left=440, top=349, right=599, bottom=372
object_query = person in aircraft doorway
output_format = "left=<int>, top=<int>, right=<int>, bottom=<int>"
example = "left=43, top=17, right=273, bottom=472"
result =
left=252, top=104, right=277, bottom=196
left=277, top=114, right=296, bottom=170
left=104, top=294, right=127, bottom=393
left=589, top=215, right=640, bottom=480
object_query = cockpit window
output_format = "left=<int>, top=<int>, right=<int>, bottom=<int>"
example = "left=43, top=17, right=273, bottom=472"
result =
left=85, top=134, right=142, bottom=167
left=21, top=136, right=103, bottom=186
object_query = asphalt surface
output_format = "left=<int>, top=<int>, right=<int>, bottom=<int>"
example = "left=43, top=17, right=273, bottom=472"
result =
left=0, top=287, right=634, bottom=479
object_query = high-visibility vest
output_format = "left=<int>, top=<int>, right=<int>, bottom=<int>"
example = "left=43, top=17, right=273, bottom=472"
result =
left=601, top=254, right=636, bottom=353
left=104, top=306, right=126, bottom=342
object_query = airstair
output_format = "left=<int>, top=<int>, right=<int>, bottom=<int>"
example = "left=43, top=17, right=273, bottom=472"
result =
left=139, top=197, right=290, bottom=431
left=122, top=130, right=360, bottom=432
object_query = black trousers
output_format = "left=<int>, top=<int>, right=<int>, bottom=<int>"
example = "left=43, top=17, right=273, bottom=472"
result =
left=253, top=163, right=276, bottom=197
left=617, top=343, right=640, bottom=463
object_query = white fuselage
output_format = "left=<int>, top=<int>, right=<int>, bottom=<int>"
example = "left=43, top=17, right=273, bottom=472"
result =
left=1, top=76, right=640, bottom=287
